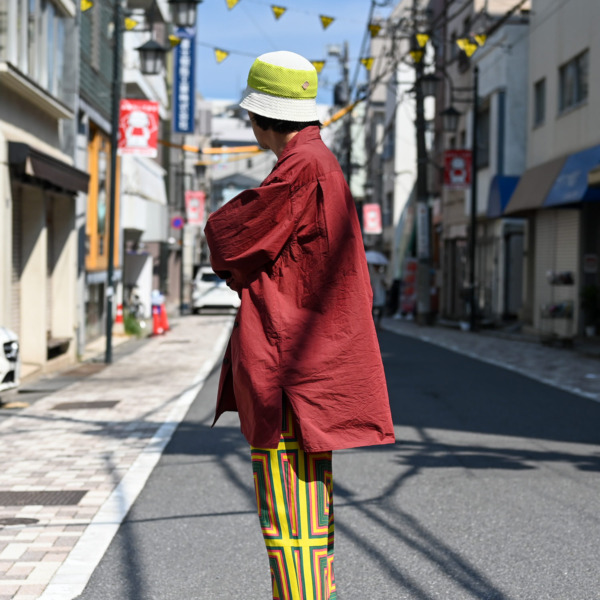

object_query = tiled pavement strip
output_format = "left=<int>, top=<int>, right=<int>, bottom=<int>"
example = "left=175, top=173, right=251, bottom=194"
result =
left=0, top=314, right=599, bottom=600
left=0, top=315, right=233, bottom=600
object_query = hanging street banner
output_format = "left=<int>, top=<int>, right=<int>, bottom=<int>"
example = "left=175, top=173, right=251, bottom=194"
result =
left=173, top=27, right=196, bottom=134
left=363, top=203, right=382, bottom=235
left=185, top=190, right=206, bottom=226
left=117, top=99, right=159, bottom=156
left=444, top=149, right=472, bottom=189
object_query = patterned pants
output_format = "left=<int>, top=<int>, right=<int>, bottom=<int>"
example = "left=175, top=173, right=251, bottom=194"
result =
left=251, top=407, right=336, bottom=600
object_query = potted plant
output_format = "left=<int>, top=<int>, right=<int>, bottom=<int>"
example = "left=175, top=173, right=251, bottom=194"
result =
left=580, top=284, right=600, bottom=337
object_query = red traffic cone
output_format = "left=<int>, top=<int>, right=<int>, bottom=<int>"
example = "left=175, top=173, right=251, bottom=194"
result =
left=152, top=305, right=164, bottom=336
left=114, top=303, right=125, bottom=335
left=160, top=303, right=170, bottom=332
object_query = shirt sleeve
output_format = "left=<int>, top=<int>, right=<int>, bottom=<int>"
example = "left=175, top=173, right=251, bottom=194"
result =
left=204, top=178, right=295, bottom=289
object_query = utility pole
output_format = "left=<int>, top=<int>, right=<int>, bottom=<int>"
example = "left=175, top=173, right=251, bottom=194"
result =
left=469, top=65, right=479, bottom=331
left=342, top=41, right=352, bottom=185
left=413, top=0, right=432, bottom=325
left=105, top=0, right=123, bottom=364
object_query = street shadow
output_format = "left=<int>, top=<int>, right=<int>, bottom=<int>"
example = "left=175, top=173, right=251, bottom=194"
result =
left=378, top=328, right=600, bottom=447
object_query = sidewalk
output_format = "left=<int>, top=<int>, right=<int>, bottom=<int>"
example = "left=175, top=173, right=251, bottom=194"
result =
left=0, top=315, right=233, bottom=600
left=382, top=316, right=600, bottom=402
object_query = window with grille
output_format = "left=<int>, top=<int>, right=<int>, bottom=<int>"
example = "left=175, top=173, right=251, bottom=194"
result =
left=558, top=50, right=589, bottom=113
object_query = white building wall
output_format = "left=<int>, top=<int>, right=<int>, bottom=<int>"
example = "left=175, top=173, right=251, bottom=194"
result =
left=528, top=0, right=600, bottom=166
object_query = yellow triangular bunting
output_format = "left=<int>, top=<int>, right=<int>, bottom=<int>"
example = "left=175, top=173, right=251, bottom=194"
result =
left=474, top=33, right=487, bottom=47
left=271, top=5, right=286, bottom=20
left=319, top=15, right=334, bottom=30
left=81, top=0, right=93, bottom=11
left=226, top=0, right=240, bottom=9
left=169, top=35, right=182, bottom=48
left=409, top=49, right=424, bottom=63
left=124, top=17, right=138, bottom=30
left=360, top=57, right=374, bottom=71
left=215, top=48, right=230, bottom=63
left=368, top=23, right=382, bottom=38
left=311, top=60, right=325, bottom=74
left=416, top=33, right=430, bottom=48
left=456, top=37, right=478, bottom=57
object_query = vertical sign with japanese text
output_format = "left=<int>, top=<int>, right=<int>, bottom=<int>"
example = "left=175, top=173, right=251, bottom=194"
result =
left=173, top=27, right=196, bottom=134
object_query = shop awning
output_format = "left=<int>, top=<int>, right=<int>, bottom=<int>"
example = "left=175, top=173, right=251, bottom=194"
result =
left=544, top=143, right=600, bottom=207
left=487, top=175, right=519, bottom=218
left=503, top=156, right=566, bottom=215
left=8, top=142, right=90, bottom=193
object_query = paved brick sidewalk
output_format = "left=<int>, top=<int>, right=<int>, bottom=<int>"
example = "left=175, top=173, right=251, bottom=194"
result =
left=382, top=317, right=600, bottom=402
left=0, top=315, right=232, bottom=600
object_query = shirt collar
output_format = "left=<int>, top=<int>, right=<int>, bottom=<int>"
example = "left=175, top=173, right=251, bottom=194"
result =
left=277, top=126, right=322, bottom=163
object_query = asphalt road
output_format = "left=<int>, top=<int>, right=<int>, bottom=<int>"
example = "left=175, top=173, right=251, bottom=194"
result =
left=76, top=328, right=600, bottom=600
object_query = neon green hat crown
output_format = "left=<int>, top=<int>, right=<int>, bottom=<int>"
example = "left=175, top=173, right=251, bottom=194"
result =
left=239, top=51, right=319, bottom=122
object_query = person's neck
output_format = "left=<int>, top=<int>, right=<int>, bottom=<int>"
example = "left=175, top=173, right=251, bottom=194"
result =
left=270, top=131, right=298, bottom=158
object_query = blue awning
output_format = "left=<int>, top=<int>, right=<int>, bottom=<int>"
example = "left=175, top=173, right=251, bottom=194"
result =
left=488, top=175, right=519, bottom=218
left=544, top=143, right=600, bottom=207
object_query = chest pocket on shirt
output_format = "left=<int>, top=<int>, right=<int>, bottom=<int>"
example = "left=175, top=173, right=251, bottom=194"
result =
left=295, top=181, right=330, bottom=312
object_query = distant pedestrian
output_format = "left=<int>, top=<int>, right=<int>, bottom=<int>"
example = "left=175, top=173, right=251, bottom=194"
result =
left=371, top=264, right=387, bottom=327
left=204, top=50, right=395, bottom=600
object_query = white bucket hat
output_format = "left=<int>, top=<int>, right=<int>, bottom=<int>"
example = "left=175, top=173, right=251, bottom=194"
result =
left=239, top=51, right=319, bottom=122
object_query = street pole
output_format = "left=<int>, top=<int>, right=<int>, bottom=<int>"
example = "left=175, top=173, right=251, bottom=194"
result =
left=105, top=0, right=123, bottom=364
left=469, top=65, right=479, bottom=332
left=179, top=149, right=186, bottom=316
left=342, top=41, right=352, bottom=185
left=413, top=0, right=431, bottom=325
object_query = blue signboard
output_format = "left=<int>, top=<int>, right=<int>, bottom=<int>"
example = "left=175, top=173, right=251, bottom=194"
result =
left=173, top=27, right=196, bottom=134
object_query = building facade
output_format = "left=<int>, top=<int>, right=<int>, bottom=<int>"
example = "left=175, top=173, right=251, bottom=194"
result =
left=505, top=0, right=600, bottom=340
left=0, top=0, right=89, bottom=375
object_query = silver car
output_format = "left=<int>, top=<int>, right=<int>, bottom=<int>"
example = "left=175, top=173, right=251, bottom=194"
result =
left=191, top=267, right=241, bottom=313
left=0, top=326, right=20, bottom=393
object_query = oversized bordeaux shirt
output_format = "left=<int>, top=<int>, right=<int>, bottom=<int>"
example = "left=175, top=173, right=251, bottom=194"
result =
left=204, top=126, right=395, bottom=452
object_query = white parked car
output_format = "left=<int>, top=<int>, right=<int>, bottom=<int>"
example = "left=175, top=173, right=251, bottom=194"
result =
left=191, top=267, right=241, bottom=313
left=0, top=326, right=20, bottom=393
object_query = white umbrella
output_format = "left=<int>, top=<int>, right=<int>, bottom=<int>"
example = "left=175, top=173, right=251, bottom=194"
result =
left=365, top=250, right=388, bottom=265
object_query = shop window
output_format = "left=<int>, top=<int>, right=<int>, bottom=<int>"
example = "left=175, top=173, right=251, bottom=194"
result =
left=558, top=50, right=589, bottom=113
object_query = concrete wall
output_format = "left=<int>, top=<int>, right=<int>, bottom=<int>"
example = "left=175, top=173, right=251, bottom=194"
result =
left=528, top=0, right=600, bottom=165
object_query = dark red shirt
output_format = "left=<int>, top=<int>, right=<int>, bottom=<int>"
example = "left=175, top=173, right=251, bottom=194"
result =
left=205, top=126, right=395, bottom=451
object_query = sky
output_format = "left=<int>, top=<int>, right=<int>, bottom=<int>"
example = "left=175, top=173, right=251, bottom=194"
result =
left=193, top=0, right=394, bottom=105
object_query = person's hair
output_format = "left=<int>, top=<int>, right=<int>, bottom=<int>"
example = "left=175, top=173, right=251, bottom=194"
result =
left=251, top=113, right=321, bottom=134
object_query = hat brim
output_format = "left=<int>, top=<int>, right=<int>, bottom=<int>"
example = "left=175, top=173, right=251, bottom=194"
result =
left=239, top=86, right=319, bottom=122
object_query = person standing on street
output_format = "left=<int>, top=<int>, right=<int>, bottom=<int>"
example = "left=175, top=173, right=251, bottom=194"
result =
left=204, top=50, right=395, bottom=600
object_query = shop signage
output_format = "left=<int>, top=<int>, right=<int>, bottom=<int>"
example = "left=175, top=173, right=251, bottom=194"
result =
left=416, top=202, right=430, bottom=259
left=185, top=190, right=206, bottom=226
left=117, top=99, right=159, bottom=157
left=173, top=27, right=196, bottom=134
left=444, top=149, right=472, bottom=189
left=363, top=203, right=382, bottom=235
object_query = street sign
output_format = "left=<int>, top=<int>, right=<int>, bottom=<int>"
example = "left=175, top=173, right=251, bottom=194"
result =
left=185, top=190, right=206, bottom=226
left=118, top=99, right=159, bottom=157
left=173, top=28, right=196, bottom=134
left=363, top=203, right=382, bottom=235
left=444, top=149, right=472, bottom=189
left=171, top=216, right=184, bottom=230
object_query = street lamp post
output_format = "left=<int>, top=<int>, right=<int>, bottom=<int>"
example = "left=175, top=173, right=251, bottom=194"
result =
left=439, top=64, right=479, bottom=331
left=468, top=66, right=479, bottom=332
left=104, top=0, right=202, bottom=363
